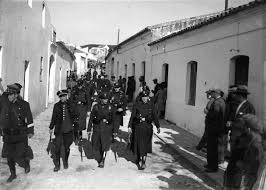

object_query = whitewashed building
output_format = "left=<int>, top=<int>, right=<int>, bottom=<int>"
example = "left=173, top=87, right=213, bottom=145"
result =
left=106, top=0, right=266, bottom=136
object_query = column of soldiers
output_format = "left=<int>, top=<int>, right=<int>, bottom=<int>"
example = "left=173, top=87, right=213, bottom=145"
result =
left=49, top=69, right=161, bottom=172
left=196, top=85, right=264, bottom=190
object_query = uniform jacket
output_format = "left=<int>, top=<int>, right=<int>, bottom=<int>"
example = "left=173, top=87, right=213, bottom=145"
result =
left=128, top=99, right=160, bottom=129
left=87, top=103, right=116, bottom=133
left=110, top=90, right=127, bottom=114
left=49, top=100, right=77, bottom=135
left=2, top=99, right=34, bottom=143
left=205, top=97, right=226, bottom=135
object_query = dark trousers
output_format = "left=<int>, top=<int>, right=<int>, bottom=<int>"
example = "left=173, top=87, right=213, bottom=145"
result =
left=53, top=132, right=73, bottom=166
left=207, top=133, right=218, bottom=170
left=197, top=128, right=207, bottom=149
left=6, top=141, right=29, bottom=173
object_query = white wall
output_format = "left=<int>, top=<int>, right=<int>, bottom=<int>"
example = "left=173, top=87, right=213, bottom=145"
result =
left=150, top=6, right=266, bottom=136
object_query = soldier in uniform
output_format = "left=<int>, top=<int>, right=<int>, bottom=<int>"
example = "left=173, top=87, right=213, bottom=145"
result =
left=110, top=83, right=127, bottom=138
left=49, top=90, right=77, bottom=172
left=2, top=84, right=34, bottom=182
left=87, top=91, right=116, bottom=168
left=128, top=89, right=160, bottom=170
left=205, top=88, right=226, bottom=172
left=70, top=80, right=90, bottom=143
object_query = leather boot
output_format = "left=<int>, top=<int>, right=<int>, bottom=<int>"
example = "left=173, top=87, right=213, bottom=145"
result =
left=64, top=149, right=70, bottom=169
left=24, top=160, right=30, bottom=174
left=7, top=169, right=16, bottom=183
left=53, top=160, right=60, bottom=172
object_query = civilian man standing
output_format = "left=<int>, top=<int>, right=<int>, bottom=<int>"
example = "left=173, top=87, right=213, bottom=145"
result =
left=205, top=88, right=225, bottom=172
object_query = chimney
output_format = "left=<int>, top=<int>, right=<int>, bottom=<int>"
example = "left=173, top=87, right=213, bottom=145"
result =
left=225, top=0, right=229, bottom=10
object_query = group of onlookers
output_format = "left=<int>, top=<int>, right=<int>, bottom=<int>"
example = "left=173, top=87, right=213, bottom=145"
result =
left=197, top=84, right=265, bottom=189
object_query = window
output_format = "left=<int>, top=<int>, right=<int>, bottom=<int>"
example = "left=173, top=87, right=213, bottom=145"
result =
left=27, top=0, right=32, bottom=8
left=186, top=61, right=197, bottom=106
left=132, top=63, right=135, bottom=76
left=40, top=57, right=43, bottom=82
left=111, top=58, right=114, bottom=76
left=52, top=30, right=56, bottom=43
left=42, top=3, right=46, bottom=28
left=116, top=61, right=119, bottom=78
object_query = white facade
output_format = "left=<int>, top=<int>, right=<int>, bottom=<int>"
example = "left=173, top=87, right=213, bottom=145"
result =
left=106, top=30, right=153, bottom=97
left=149, top=5, right=266, bottom=136
left=106, top=3, right=266, bottom=137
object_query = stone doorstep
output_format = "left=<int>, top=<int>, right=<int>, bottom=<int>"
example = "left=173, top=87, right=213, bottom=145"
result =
left=155, top=121, right=225, bottom=189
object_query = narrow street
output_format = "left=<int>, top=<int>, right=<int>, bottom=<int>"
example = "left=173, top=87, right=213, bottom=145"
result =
left=0, top=105, right=214, bottom=190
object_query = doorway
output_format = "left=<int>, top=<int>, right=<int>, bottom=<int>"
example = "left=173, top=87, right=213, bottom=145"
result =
left=132, top=63, right=135, bottom=76
left=141, top=61, right=146, bottom=81
left=23, top=61, right=30, bottom=101
left=48, top=55, right=56, bottom=103
left=230, top=55, right=249, bottom=86
left=162, top=63, right=169, bottom=85
left=124, top=64, right=127, bottom=79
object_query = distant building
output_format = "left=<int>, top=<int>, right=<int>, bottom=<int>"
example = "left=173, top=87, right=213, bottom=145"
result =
left=106, top=0, right=266, bottom=136
left=0, top=0, right=55, bottom=116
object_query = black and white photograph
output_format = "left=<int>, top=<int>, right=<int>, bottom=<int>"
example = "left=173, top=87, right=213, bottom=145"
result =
left=0, top=0, right=266, bottom=189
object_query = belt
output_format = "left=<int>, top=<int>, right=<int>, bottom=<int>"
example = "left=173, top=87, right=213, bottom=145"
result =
left=3, top=128, right=27, bottom=135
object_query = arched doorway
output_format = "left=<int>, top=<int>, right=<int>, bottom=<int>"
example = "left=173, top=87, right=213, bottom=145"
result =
left=124, top=64, right=127, bottom=79
left=48, top=55, right=56, bottom=103
left=141, top=61, right=146, bottom=81
left=23, top=60, right=30, bottom=101
left=132, top=63, right=135, bottom=76
left=229, top=55, right=249, bottom=86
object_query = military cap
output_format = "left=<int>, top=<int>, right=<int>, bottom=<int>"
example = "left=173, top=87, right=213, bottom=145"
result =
left=114, top=83, right=120, bottom=88
left=99, top=91, right=110, bottom=99
left=57, top=90, right=68, bottom=97
left=233, top=85, right=250, bottom=95
left=139, top=88, right=150, bottom=97
left=6, top=84, right=20, bottom=95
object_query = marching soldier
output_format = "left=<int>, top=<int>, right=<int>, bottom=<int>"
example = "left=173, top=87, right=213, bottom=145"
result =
left=49, top=90, right=77, bottom=172
left=110, top=83, right=127, bottom=137
left=128, top=88, right=160, bottom=170
left=70, top=80, right=90, bottom=143
left=2, top=84, right=34, bottom=182
left=87, top=91, right=116, bottom=168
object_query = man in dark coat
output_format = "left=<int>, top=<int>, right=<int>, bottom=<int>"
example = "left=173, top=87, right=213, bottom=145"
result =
left=110, top=83, right=127, bottom=137
left=205, top=88, right=226, bottom=172
left=128, top=88, right=160, bottom=170
left=152, top=78, right=159, bottom=96
left=224, top=86, right=257, bottom=189
left=126, top=76, right=136, bottom=103
left=87, top=91, right=116, bottom=168
left=49, top=90, right=77, bottom=172
left=70, top=81, right=90, bottom=143
left=2, top=84, right=34, bottom=182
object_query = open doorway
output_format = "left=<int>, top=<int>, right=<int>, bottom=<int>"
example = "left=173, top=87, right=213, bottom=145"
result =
left=23, top=61, right=30, bottom=101
left=229, top=55, right=249, bottom=86
left=162, top=63, right=169, bottom=85
left=141, top=61, right=146, bottom=81
left=124, top=64, right=127, bottom=79
left=48, top=55, right=56, bottom=103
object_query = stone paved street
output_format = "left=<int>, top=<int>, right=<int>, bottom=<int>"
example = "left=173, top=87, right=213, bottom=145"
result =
left=0, top=105, right=215, bottom=190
